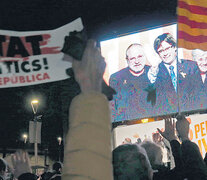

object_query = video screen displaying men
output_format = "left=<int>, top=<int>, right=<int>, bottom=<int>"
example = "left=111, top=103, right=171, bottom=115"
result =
left=100, top=24, right=206, bottom=122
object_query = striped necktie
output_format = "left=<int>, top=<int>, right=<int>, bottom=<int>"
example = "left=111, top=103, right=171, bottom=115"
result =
left=169, top=65, right=177, bottom=92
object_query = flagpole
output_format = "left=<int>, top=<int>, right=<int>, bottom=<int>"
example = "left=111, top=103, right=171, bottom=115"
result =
left=176, top=19, right=181, bottom=116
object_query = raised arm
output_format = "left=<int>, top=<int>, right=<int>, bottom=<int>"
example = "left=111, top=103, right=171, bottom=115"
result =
left=62, top=40, right=113, bottom=180
left=176, top=115, right=189, bottom=142
left=157, top=116, right=183, bottom=170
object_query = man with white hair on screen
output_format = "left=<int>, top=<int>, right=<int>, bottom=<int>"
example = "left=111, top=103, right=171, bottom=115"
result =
left=192, top=49, right=207, bottom=109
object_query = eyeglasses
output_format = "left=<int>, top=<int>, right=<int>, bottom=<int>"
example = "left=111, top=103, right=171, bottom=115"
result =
left=196, top=54, right=207, bottom=62
left=158, top=45, right=173, bottom=55
left=128, top=55, right=144, bottom=62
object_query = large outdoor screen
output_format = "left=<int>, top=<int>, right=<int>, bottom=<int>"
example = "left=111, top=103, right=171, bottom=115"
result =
left=100, top=23, right=206, bottom=122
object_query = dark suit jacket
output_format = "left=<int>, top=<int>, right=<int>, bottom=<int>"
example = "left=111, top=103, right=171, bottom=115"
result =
left=154, top=59, right=200, bottom=115
left=109, top=66, right=153, bottom=121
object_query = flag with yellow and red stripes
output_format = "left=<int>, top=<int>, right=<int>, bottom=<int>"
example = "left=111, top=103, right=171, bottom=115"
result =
left=178, top=0, right=207, bottom=50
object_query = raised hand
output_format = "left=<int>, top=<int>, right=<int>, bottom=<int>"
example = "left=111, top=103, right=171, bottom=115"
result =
left=152, top=132, right=163, bottom=144
left=157, top=116, right=177, bottom=142
left=148, top=65, right=159, bottom=84
left=176, top=114, right=189, bottom=141
left=11, top=149, right=32, bottom=179
left=72, top=39, right=106, bottom=93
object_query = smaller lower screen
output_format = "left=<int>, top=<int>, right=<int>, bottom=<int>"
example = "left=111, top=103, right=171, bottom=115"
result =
left=115, top=114, right=207, bottom=158
left=101, top=23, right=207, bottom=122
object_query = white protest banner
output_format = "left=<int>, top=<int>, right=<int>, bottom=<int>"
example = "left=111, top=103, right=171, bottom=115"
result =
left=0, top=18, right=83, bottom=88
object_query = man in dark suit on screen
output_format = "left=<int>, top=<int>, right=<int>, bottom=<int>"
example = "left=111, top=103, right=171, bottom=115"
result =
left=153, top=33, right=200, bottom=115
left=109, top=43, right=153, bottom=122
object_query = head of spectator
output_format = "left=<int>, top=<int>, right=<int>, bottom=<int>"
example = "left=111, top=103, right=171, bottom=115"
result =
left=126, top=44, right=147, bottom=76
left=0, top=158, right=6, bottom=180
left=154, top=33, right=177, bottom=65
left=181, top=141, right=207, bottom=179
left=40, top=172, right=53, bottom=180
left=141, top=140, right=163, bottom=169
left=18, top=172, right=38, bottom=180
left=113, top=143, right=153, bottom=180
left=192, top=49, right=207, bottom=74
left=136, top=138, right=142, bottom=144
left=122, top=137, right=132, bottom=144
left=152, top=132, right=163, bottom=144
left=52, top=162, right=62, bottom=174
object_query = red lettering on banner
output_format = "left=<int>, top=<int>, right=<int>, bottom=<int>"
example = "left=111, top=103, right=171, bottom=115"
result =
left=3, top=77, right=9, bottom=84
left=36, top=74, right=42, bottom=80
left=43, top=72, right=50, bottom=80
left=0, top=73, right=50, bottom=85
left=32, top=75, right=35, bottom=81
left=20, top=76, right=25, bottom=83
left=11, top=76, right=18, bottom=84
left=26, top=76, right=32, bottom=82
left=41, top=47, right=60, bottom=54
left=40, top=34, right=51, bottom=46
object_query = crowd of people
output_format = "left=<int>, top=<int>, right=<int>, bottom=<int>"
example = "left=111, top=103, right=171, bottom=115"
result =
left=0, top=156, right=62, bottom=180
left=113, top=116, right=207, bottom=180
left=0, top=39, right=207, bottom=180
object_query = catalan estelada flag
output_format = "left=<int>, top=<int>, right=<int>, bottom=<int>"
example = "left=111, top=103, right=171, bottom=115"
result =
left=178, top=0, right=207, bottom=50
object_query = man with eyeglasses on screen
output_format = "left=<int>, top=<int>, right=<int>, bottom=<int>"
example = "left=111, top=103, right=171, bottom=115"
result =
left=153, top=33, right=199, bottom=115
left=109, top=43, right=154, bottom=121
left=192, top=49, right=207, bottom=109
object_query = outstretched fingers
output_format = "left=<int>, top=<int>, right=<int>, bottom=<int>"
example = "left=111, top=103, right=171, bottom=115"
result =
left=158, top=116, right=177, bottom=142
left=157, top=128, right=164, bottom=138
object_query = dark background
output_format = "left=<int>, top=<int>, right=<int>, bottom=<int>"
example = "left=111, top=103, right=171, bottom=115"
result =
left=0, top=0, right=177, bottom=161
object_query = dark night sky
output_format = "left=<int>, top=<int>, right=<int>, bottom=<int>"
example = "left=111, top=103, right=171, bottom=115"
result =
left=0, top=0, right=177, bottom=160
